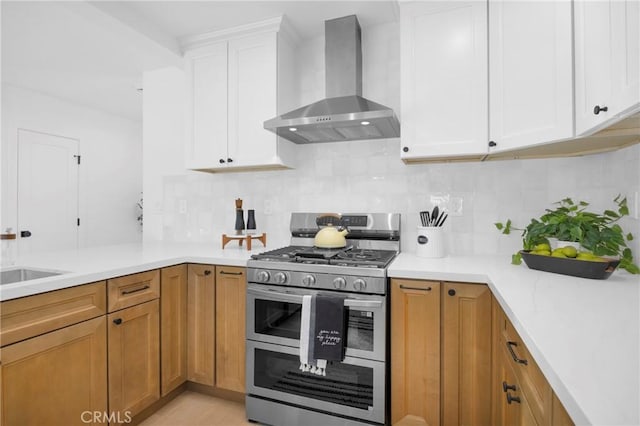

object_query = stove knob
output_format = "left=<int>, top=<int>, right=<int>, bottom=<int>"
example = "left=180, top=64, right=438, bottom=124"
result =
left=302, top=275, right=316, bottom=287
left=333, top=277, right=347, bottom=290
left=353, top=278, right=367, bottom=292
left=274, top=272, right=287, bottom=284
left=257, top=270, right=270, bottom=283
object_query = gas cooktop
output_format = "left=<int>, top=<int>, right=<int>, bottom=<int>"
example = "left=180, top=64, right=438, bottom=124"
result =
left=250, top=245, right=398, bottom=269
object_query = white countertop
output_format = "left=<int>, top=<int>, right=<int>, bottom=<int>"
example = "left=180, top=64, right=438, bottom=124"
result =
left=389, top=253, right=640, bottom=426
left=0, top=242, right=257, bottom=301
left=2, top=244, right=638, bottom=425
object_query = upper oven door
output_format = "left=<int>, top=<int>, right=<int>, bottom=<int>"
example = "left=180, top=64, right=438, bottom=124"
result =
left=247, top=283, right=386, bottom=362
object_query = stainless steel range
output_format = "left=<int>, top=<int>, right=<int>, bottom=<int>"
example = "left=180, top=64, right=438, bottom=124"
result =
left=246, top=212, right=400, bottom=426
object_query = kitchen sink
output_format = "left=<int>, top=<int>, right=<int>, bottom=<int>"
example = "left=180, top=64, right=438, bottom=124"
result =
left=0, top=267, right=66, bottom=285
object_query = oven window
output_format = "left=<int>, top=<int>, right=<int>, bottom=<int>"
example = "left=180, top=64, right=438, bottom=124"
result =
left=254, top=300, right=375, bottom=352
left=254, top=348, right=374, bottom=410
left=255, top=300, right=302, bottom=340
left=346, top=310, right=374, bottom=352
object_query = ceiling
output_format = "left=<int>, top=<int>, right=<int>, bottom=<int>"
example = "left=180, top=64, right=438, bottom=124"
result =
left=1, top=1, right=399, bottom=122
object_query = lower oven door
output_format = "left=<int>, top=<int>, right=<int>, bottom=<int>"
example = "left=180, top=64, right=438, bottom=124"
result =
left=246, top=340, right=385, bottom=424
left=247, top=283, right=386, bottom=361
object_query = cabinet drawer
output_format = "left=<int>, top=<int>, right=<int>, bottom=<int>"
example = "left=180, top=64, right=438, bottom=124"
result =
left=1, top=281, right=106, bottom=347
left=501, top=317, right=551, bottom=425
left=107, top=270, right=160, bottom=312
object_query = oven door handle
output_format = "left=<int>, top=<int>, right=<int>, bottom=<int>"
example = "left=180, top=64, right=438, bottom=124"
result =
left=247, top=287, right=382, bottom=308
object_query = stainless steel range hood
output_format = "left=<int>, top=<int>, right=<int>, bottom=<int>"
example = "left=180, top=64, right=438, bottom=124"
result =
left=264, top=15, right=400, bottom=144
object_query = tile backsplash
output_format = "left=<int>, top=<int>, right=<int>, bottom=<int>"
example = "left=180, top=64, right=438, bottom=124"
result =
left=161, top=140, right=640, bottom=258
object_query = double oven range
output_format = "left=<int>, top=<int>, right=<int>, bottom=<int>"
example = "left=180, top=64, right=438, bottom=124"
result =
left=246, top=212, right=400, bottom=426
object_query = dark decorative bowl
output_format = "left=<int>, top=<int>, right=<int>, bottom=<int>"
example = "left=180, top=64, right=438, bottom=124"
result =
left=520, top=250, right=620, bottom=280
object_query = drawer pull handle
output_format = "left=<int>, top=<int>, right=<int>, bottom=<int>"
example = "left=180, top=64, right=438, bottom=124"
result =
left=506, top=341, right=529, bottom=365
left=399, top=285, right=432, bottom=291
left=219, top=270, right=243, bottom=276
left=506, top=392, right=521, bottom=404
left=113, top=318, right=123, bottom=325
left=502, top=381, right=517, bottom=392
left=121, top=285, right=150, bottom=295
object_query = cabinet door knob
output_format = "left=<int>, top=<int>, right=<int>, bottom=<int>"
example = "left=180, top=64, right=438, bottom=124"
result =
left=402, top=146, right=409, bottom=153
left=204, top=270, right=212, bottom=276
left=593, top=105, right=608, bottom=115
left=506, top=392, right=521, bottom=404
left=219, top=158, right=226, bottom=164
left=448, top=289, right=456, bottom=296
left=227, top=158, right=233, bottom=163
left=488, top=141, right=497, bottom=147
left=20, top=230, right=32, bottom=238
left=113, top=318, right=123, bottom=325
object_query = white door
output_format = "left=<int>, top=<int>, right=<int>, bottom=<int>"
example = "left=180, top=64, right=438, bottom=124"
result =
left=400, top=1, right=488, bottom=160
left=228, top=32, right=278, bottom=168
left=489, top=0, right=573, bottom=153
left=184, top=41, right=229, bottom=170
left=17, top=129, right=79, bottom=254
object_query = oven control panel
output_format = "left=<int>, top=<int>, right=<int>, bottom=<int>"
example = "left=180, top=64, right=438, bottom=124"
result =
left=248, top=268, right=386, bottom=295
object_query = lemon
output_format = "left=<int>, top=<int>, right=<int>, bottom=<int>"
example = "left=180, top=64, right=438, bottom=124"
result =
left=532, top=250, right=551, bottom=256
left=533, top=243, right=551, bottom=252
left=560, top=246, right=578, bottom=258
left=551, top=251, right=567, bottom=258
left=576, top=252, right=597, bottom=260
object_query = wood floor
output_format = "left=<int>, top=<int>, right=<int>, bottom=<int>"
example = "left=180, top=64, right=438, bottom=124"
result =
left=139, top=391, right=253, bottom=426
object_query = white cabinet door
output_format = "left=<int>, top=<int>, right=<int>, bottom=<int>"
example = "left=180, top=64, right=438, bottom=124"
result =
left=184, top=42, right=228, bottom=170
left=575, top=0, right=640, bottom=135
left=489, top=0, right=573, bottom=153
left=227, top=33, right=278, bottom=168
left=611, top=0, right=640, bottom=117
left=400, top=1, right=488, bottom=160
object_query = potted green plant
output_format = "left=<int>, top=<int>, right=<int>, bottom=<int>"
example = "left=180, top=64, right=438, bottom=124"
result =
left=495, top=196, right=639, bottom=274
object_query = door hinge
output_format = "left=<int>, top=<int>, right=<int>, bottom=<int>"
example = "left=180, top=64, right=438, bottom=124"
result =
left=74, top=155, right=81, bottom=165
left=77, top=218, right=80, bottom=226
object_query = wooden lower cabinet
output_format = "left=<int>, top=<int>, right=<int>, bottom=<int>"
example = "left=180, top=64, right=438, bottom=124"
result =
left=186, top=264, right=247, bottom=392
left=391, top=279, right=441, bottom=426
left=187, top=264, right=216, bottom=385
left=492, top=297, right=574, bottom=426
left=160, top=264, right=188, bottom=396
left=215, top=266, right=247, bottom=393
left=442, top=282, right=492, bottom=425
left=391, top=280, right=496, bottom=426
left=108, top=299, right=160, bottom=417
left=1, top=316, right=107, bottom=426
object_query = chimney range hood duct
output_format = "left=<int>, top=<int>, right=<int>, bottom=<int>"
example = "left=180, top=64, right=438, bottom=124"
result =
left=264, top=15, right=400, bottom=144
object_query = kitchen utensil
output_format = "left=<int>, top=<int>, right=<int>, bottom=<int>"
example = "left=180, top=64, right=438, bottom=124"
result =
left=314, top=214, right=349, bottom=248
left=419, top=211, right=429, bottom=227
left=436, top=213, right=448, bottom=227
left=431, top=206, right=439, bottom=226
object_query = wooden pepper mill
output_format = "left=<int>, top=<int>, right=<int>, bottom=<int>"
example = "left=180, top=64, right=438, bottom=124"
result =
left=234, top=198, right=245, bottom=235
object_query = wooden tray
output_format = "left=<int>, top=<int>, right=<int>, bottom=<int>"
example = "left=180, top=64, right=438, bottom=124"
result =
left=222, top=233, right=266, bottom=251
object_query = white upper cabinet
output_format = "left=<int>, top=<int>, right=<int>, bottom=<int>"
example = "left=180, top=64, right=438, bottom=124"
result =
left=575, top=0, right=640, bottom=136
left=488, top=0, right=574, bottom=153
left=400, top=1, right=489, bottom=161
left=185, top=42, right=228, bottom=170
left=183, top=18, right=297, bottom=172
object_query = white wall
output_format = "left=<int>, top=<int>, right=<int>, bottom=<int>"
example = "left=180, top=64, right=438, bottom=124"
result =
left=1, top=84, right=143, bottom=250
left=142, top=67, right=186, bottom=242
left=145, top=22, right=640, bottom=260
